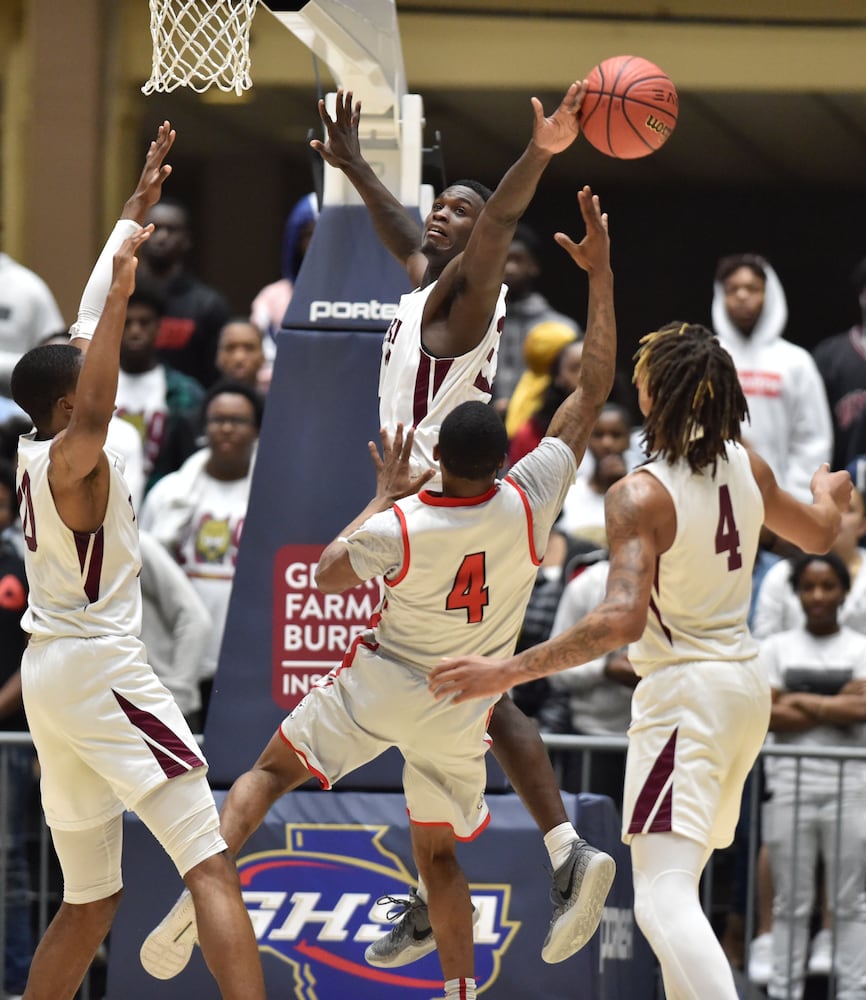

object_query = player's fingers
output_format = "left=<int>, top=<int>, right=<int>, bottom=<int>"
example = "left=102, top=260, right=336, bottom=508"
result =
left=400, top=426, right=415, bottom=461
left=529, top=96, right=544, bottom=122
left=553, top=232, right=579, bottom=254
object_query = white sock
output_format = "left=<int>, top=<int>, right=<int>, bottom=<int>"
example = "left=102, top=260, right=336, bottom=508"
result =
left=444, top=977, right=477, bottom=999
left=543, top=822, right=579, bottom=871
left=415, top=874, right=428, bottom=903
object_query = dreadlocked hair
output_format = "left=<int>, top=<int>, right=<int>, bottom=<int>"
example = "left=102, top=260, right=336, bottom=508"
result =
left=633, top=322, right=748, bottom=473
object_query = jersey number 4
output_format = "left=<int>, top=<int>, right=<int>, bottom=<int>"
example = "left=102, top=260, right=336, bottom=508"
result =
left=446, top=552, right=489, bottom=623
left=715, top=484, right=742, bottom=571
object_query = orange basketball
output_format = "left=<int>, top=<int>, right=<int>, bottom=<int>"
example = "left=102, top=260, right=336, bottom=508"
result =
left=580, top=55, right=678, bottom=159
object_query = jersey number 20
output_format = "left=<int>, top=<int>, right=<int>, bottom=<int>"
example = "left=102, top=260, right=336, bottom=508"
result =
left=446, top=552, right=489, bottom=623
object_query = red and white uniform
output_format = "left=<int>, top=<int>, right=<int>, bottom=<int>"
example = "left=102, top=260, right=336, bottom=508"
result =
left=622, top=442, right=771, bottom=849
left=379, top=280, right=506, bottom=478
left=280, top=437, right=576, bottom=838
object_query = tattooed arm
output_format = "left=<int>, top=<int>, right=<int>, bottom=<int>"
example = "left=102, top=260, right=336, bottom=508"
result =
left=429, top=471, right=674, bottom=703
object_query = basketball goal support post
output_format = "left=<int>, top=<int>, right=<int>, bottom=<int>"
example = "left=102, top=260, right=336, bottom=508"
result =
left=266, top=0, right=427, bottom=212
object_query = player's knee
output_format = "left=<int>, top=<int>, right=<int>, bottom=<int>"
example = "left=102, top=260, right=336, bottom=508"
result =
left=62, top=887, right=123, bottom=926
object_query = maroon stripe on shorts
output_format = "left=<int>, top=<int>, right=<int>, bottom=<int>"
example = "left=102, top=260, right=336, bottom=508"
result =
left=627, top=728, right=677, bottom=835
left=113, top=690, right=204, bottom=770
left=648, top=785, right=674, bottom=833
left=145, top=740, right=190, bottom=779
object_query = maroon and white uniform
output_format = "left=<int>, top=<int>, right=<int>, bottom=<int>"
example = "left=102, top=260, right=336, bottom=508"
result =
left=280, top=437, right=576, bottom=839
left=379, top=280, right=507, bottom=479
left=17, top=433, right=208, bottom=831
left=622, top=442, right=771, bottom=849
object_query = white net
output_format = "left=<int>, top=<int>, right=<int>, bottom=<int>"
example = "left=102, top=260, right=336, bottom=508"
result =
left=142, top=0, right=259, bottom=97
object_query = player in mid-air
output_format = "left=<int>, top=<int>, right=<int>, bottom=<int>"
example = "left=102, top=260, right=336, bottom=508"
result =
left=428, top=322, right=852, bottom=1000
left=11, top=123, right=264, bottom=1000
left=142, top=184, right=615, bottom=1000
left=306, top=81, right=615, bottom=968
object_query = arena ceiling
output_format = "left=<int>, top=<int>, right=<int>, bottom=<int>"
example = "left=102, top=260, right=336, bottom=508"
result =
left=128, top=0, right=866, bottom=190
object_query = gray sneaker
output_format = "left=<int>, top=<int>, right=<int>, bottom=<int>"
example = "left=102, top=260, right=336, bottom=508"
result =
left=541, top=839, right=616, bottom=964
left=365, top=889, right=435, bottom=968
left=365, top=889, right=481, bottom=968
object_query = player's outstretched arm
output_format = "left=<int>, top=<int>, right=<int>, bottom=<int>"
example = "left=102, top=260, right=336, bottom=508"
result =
left=54, top=228, right=152, bottom=480
left=310, top=90, right=426, bottom=284
left=316, top=425, right=435, bottom=594
left=440, top=81, right=586, bottom=355
left=70, top=121, right=175, bottom=350
left=545, top=186, right=615, bottom=462
left=429, top=472, right=663, bottom=703
left=750, top=450, right=849, bottom=555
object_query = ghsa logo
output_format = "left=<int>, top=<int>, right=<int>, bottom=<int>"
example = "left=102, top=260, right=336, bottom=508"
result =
left=238, top=824, right=519, bottom=999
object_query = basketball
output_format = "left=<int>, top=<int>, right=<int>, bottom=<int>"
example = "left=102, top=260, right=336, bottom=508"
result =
left=580, top=55, right=678, bottom=159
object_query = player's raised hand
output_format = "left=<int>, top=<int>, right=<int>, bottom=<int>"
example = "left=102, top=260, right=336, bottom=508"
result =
left=554, top=186, right=610, bottom=274
left=531, top=80, right=587, bottom=156
left=810, top=464, right=852, bottom=516
left=123, top=121, right=176, bottom=222
left=111, top=226, right=153, bottom=299
left=369, top=424, right=435, bottom=502
left=429, top=654, right=514, bottom=704
left=310, top=89, right=363, bottom=169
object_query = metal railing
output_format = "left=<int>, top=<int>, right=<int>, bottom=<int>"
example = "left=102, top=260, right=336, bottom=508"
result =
left=2, top=730, right=863, bottom=999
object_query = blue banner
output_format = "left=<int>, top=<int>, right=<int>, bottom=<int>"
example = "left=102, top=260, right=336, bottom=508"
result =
left=107, top=792, right=655, bottom=998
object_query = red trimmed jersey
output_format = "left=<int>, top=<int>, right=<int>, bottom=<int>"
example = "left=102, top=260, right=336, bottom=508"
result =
left=629, top=441, right=762, bottom=675
left=344, top=437, right=576, bottom=672
left=379, top=280, right=507, bottom=476
left=16, top=432, right=142, bottom=639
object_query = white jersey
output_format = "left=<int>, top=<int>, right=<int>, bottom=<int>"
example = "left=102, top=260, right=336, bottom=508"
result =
left=345, top=437, right=576, bottom=672
left=379, top=280, right=506, bottom=474
left=17, top=432, right=142, bottom=640
left=630, top=441, right=762, bottom=674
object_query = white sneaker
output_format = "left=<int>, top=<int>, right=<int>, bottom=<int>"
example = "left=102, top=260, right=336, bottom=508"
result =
left=140, top=889, right=198, bottom=980
left=747, top=931, right=773, bottom=986
left=807, top=928, right=833, bottom=976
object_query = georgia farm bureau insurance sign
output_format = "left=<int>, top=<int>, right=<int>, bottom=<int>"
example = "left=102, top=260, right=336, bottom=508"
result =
left=273, top=544, right=380, bottom=711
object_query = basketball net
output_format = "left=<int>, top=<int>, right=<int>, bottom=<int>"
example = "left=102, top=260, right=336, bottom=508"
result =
left=142, top=0, right=258, bottom=96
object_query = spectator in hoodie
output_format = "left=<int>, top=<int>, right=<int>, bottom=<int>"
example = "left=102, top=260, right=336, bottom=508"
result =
left=250, top=192, right=319, bottom=383
left=712, top=254, right=832, bottom=502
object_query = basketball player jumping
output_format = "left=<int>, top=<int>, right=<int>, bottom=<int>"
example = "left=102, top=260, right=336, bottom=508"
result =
left=309, top=82, right=616, bottom=968
left=11, top=123, right=264, bottom=1000
left=143, top=184, right=615, bottom=1000
left=429, top=323, right=852, bottom=1000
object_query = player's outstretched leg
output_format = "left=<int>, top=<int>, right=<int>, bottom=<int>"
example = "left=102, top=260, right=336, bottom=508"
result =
left=489, top=695, right=615, bottom=962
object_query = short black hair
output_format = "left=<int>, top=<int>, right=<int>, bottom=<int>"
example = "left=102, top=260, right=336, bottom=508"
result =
left=512, top=222, right=541, bottom=262
left=11, top=344, right=83, bottom=431
left=203, top=379, right=264, bottom=430
left=790, top=551, right=851, bottom=594
left=438, top=401, right=507, bottom=479
left=715, top=253, right=767, bottom=285
left=447, top=179, right=493, bottom=203
left=128, top=280, right=166, bottom=317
